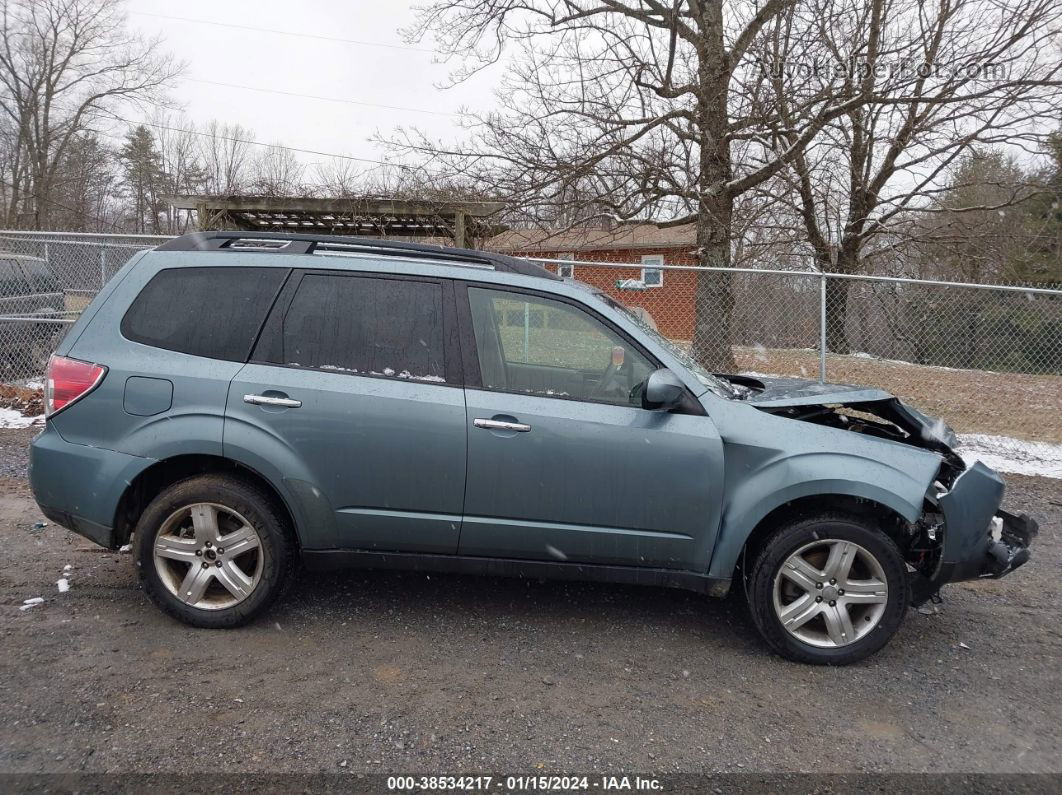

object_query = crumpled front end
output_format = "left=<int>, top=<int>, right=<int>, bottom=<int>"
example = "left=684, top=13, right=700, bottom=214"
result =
left=910, top=460, right=1039, bottom=604
left=724, top=373, right=1040, bottom=604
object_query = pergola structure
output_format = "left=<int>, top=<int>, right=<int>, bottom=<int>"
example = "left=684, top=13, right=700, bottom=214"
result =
left=167, top=195, right=507, bottom=248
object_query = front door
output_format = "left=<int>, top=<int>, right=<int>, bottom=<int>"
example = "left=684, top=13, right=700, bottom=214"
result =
left=457, top=285, right=723, bottom=570
left=225, top=270, right=467, bottom=553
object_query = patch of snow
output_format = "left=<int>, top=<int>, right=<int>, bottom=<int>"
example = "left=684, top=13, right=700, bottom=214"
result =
left=21, top=596, right=44, bottom=610
left=57, top=578, right=69, bottom=593
left=958, top=434, right=1062, bottom=480
left=738, top=371, right=779, bottom=379
left=118, top=543, right=132, bottom=553
left=0, top=407, right=43, bottom=429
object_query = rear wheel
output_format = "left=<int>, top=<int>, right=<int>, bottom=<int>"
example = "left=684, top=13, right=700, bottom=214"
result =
left=135, top=474, right=294, bottom=628
left=747, top=514, right=909, bottom=665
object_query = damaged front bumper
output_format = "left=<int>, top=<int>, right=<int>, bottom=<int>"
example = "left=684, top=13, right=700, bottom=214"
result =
left=910, top=460, right=1039, bottom=605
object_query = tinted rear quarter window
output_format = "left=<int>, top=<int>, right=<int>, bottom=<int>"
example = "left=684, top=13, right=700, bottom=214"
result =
left=121, top=266, right=287, bottom=361
left=262, top=273, right=446, bottom=382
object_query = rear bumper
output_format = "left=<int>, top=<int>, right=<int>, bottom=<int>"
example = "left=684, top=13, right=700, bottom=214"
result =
left=911, top=460, right=1039, bottom=603
left=29, top=424, right=153, bottom=550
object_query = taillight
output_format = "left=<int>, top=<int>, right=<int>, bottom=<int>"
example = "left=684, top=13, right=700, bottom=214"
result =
left=45, top=355, right=106, bottom=417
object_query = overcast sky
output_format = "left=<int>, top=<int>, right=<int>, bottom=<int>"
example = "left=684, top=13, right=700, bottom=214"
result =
left=125, top=0, right=498, bottom=174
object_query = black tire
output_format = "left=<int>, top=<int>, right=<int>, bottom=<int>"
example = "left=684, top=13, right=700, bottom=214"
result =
left=747, top=513, right=910, bottom=665
left=135, top=474, right=295, bottom=628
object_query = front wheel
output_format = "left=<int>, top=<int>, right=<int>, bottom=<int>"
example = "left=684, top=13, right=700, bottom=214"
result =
left=135, top=474, right=295, bottom=628
left=747, top=514, right=910, bottom=665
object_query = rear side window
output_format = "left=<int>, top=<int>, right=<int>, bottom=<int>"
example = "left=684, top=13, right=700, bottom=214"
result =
left=265, top=273, right=445, bottom=382
left=121, top=267, right=286, bottom=361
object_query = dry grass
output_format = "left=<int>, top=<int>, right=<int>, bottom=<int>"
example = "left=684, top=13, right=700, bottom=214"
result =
left=0, top=384, right=42, bottom=416
left=733, top=346, right=1062, bottom=444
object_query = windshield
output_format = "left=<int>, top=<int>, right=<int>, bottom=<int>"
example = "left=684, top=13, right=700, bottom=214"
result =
left=591, top=292, right=737, bottom=399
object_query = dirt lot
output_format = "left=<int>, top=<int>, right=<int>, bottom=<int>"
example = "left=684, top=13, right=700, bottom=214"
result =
left=733, top=347, right=1062, bottom=444
left=0, top=425, right=1059, bottom=776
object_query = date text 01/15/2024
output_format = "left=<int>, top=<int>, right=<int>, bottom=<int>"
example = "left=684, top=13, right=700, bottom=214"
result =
left=386, top=775, right=663, bottom=791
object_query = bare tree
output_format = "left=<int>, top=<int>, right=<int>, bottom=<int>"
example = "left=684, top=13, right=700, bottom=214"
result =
left=764, top=0, right=1061, bottom=351
left=249, top=143, right=305, bottom=196
left=152, top=110, right=206, bottom=233
left=314, top=157, right=364, bottom=198
left=389, top=0, right=924, bottom=368
left=0, top=0, right=179, bottom=228
left=199, top=120, right=253, bottom=195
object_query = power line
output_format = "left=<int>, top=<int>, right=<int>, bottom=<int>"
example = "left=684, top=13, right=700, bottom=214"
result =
left=183, top=77, right=458, bottom=117
left=130, top=11, right=435, bottom=53
left=33, top=97, right=404, bottom=169
left=107, top=113, right=399, bottom=168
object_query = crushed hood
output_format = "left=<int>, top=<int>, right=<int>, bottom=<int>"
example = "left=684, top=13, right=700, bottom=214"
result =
left=739, top=375, right=893, bottom=407
left=719, top=374, right=959, bottom=451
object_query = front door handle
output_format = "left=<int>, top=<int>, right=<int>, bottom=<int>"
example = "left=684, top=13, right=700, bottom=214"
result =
left=244, top=394, right=302, bottom=408
left=474, top=418, right=531, bottom=432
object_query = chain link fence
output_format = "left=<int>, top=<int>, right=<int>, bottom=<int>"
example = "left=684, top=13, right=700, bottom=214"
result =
left=529, top=257, right=1062, bottom=378
left=0, top=231, right=170, bottom=384
left=0, top=231, right=1059, bottom=391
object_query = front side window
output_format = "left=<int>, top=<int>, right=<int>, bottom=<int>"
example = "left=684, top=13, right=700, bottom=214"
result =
left=276, top=274, right=445, bottom=382
left=121, top=266, right=287, bottom=361
left=467, top=287, right=653, bottom=406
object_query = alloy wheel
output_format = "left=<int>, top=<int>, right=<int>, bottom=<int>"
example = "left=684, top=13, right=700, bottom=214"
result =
left=772, top=538, right=889, bottom=648
left=152, top=502, right=264, bottom=610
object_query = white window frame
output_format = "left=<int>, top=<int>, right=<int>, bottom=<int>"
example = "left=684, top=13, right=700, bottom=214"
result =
left=556, top=252, right=575, bottom=279
left=640, top=254, right=664, bottom=287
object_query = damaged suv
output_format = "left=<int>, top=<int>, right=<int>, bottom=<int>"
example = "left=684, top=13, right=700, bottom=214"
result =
left=29, top=232, right=1037, bottom=664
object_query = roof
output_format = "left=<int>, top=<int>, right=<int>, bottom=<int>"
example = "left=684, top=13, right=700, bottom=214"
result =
left=487, top=222, right=697, bottom=253
left=154, top=231, right=560, bottom=280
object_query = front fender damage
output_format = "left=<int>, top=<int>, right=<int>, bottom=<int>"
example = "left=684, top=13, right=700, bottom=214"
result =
left=729, top=383, right=1040, bottom=605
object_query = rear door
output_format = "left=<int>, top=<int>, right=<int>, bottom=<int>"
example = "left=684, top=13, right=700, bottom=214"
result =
left=457, top=284, right=724, bottom=570
left=225, top=270, right=467, bottom=553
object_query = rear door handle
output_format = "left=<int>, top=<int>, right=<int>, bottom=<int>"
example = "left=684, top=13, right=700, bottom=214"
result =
left=474, top=418, right=531, bottom=432
left=244, top=394, right=302, bottom=408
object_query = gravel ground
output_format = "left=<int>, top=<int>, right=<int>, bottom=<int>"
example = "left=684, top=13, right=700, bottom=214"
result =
left=0, top=426, right=1059, bottom=776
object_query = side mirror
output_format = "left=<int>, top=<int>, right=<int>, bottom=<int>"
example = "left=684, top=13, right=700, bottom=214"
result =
left=642, top=368, right=685, bottom=411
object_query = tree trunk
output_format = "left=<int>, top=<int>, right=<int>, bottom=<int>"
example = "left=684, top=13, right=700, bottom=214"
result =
left=688, top=0, right=735, bottom=372
left=824, top=277, right=850, bottom=354
left=824, top=244, right=862, bottom=354
left=691, top=197, right=735, bottom=371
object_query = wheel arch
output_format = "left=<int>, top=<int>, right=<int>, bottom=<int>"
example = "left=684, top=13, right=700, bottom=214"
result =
left=707, top=477, right=923, bottom=582
left=113, top=454, right=302, bottom=549
left=730, top=493, right=910, bottom=580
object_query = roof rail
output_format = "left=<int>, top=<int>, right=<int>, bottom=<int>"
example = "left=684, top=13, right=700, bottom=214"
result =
left=155, top=231, right=559, bottom=280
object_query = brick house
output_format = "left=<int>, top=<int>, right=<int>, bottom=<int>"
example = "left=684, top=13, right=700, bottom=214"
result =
left=486, top=223, right=698, bottom=341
